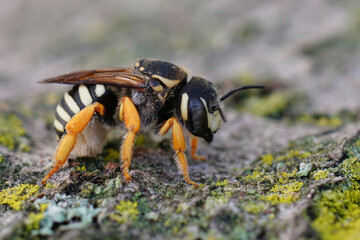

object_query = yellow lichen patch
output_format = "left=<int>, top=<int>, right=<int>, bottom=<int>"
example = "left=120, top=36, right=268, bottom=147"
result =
left=176, top=202, right=190, bottom=213
left=262, top=181, right=303, bottom=204
left=109, top=201, right=140, bottom=224
left=341, top=157, right=360, bottom=181
left=261, top=154, right=274, bottom=165
left=204, top=195, right=230, bottom=214
left=240, top=92, right=289, bottom=117
left=275, top=150, right=311, bottom=162
left=0, top=114, right=30, bottom=151
left=25, top=212, right=44, bottom=231
left=312, top=189, right=360, bottom=240
left=243, top=201, right=268, bottom=214
left=39, top=203, right=49, bottom=212
left=45, top=183, right=55, bottom=190
left=75, top=165, right=89, bottom=173
left=299, top=114, right=342, bottom=127
left=0, top=184, right=39, bottom=211
left=215, top=179, right=229, bottom=187
left=313, top=170, right=330, bottom=180
left=277, top=170, right=298, bottom=184
left=190, top=183, right=205, bottom=189
left=245, top=170, right=263, bottom=182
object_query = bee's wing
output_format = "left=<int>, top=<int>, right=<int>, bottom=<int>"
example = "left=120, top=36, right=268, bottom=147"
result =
left=41, top=68, right=147, bottom=91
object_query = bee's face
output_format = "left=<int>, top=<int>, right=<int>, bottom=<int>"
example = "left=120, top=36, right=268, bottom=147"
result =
left=177, top=77, right=224, bottom=143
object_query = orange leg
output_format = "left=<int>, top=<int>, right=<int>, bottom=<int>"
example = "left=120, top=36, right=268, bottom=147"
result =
left=42, top=102, right=105, bottom=185
left=119, top=97, right=140, bottom=181
left=159, top=117, right=198, bottom=187
left=190, top=136, right=206, bottom=161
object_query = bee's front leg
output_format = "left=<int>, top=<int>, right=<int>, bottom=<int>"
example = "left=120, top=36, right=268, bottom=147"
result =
left=42, top=102, right=105, bottom=185
left=190, top=136, right=206, bottom=161
left=159, top=117, right=198, bottom=188
left=119, top=97, right=140, bottom=182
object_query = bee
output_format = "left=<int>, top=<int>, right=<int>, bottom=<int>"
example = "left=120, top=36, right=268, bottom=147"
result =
left=41, top=59, right=264, bottom=187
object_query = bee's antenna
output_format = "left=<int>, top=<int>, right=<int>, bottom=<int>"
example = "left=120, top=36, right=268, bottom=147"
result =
left=220, top=85, right=265, bottom=102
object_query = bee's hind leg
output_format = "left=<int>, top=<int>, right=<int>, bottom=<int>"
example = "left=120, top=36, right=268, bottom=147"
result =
left=159, top=117, right=198, bottom=188
left=41, top=102, right=105, bottom=185
left=119, top=97, right=140, bottom=182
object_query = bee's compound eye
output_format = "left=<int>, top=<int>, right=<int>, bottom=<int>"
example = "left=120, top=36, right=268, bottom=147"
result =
left=149, top=78, right=164, bottom=92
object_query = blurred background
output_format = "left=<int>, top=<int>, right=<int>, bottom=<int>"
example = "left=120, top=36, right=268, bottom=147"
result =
left=1, top=0, right=360, bottom=116
left=2, top=2, right=360, bottom=239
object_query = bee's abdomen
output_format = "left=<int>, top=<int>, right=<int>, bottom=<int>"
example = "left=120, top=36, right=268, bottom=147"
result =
left=54, top=84, right=118, bottom=138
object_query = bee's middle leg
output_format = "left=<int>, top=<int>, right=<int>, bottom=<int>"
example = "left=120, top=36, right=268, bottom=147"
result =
left=42, top=102, right=105, bottom=185
left=119, top=97, right=140, bottom=181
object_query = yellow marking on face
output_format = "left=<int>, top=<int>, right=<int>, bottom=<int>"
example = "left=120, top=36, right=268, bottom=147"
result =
left=64, top=92, right=80, bottom=114
left=54, top=119, right=64, bottom=132
left=181, top=93, right=189, bottom=121
left=200, top=98, right=221, bottom=132
left=79, top=85, right=93, bottom=106
left=56, top=105, right=71, bottom=122
left=152, top=74, right=181, bottom=88
left=139, top=67, right=145, bottom=71
left=210, top=110, right=221, bottom=132
left=135, top=62, right=140, bottom=67
left=95, top=84, right=105, bottom=97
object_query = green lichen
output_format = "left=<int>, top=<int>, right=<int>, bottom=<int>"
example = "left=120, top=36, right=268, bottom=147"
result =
left=110, top=201, right=140, bottom=224
left=0, top=113, right=31, bottom=151
left=296, top=162, right=312, bottom=177
left=103, top=148, right=120, bottom=162
left=27, top=195, right=101, bottom=236
left=0, top=184, right=39, bottom=210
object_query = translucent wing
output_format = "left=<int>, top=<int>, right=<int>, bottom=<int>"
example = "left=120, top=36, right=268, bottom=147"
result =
left=41, top=68, right=146, bottom=91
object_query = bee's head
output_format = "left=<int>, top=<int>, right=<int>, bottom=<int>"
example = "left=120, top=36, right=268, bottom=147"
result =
left=176, top=77, right=224, bottom=143
left=177, top=76, right=264, bottom=143
left=135, top=59, right=188, bottom=102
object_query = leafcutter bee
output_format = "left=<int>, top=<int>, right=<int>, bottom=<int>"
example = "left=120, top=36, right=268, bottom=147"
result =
left=41, top=59, right=264, bottom=187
